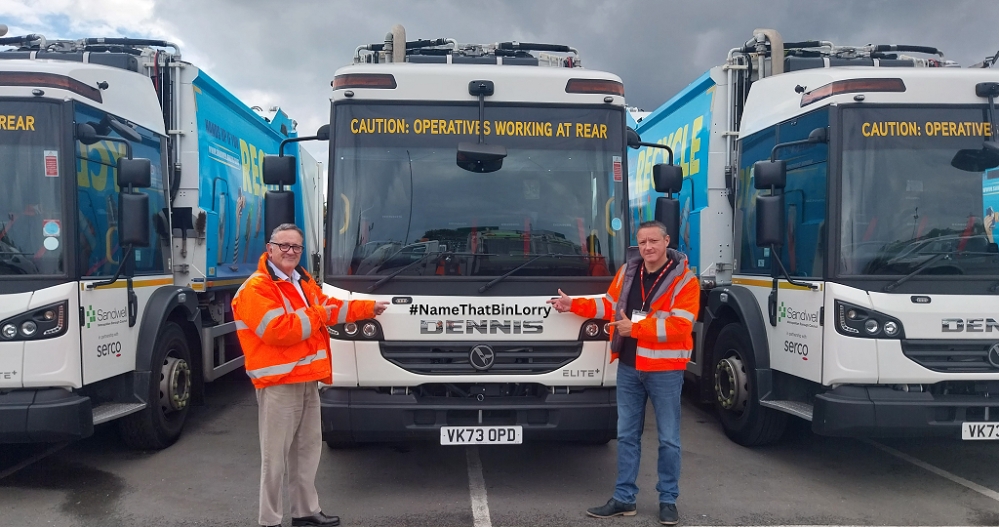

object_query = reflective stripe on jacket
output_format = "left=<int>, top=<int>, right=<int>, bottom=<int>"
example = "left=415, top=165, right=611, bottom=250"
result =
left=569, top=248, right=699, bottom=372
left=232, top=253, right=375, bottom=388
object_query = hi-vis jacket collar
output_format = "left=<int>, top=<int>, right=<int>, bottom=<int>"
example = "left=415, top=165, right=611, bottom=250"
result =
left=263, top=259, right=313, bottom=283
left=622, top=248, right=689, bottom=313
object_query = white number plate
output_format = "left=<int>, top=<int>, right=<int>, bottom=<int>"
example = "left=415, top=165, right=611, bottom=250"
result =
left=962, top=422, right=999, bottom=440
left=440, top=425, right=523, bottom=445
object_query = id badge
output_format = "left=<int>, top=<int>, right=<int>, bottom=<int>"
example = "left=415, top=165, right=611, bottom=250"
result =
left=631, top=310, right=647, bottom=323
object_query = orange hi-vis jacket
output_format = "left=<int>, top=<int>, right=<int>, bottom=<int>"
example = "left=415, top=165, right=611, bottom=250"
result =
left=232, top=253, right=375, bottom=389
left=570, top=249, right=699, bottom=372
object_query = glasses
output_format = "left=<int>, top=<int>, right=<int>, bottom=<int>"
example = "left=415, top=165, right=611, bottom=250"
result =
left=268, top=242, right=304, bottom=254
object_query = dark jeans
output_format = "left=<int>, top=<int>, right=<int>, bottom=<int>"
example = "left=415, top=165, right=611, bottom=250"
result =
left=612, top=363, right=683, bottom=505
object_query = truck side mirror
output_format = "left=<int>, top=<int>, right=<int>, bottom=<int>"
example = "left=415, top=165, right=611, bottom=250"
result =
left=652, top=163, right=684, bottom=250
left=754, top=160, right=786, bottom=190
left=118, top=158, right=151, bottom=188
left=265, top=192, right=296, bottom=243
left=263, top=155, right=297, bottom=185
left=626, top=127, right=642, bottom=149
left=653, top=163, right=683, bottom=193
left=755, top=194, right=785, bottom=248
left=119, top=192, right=150, bottom=247
left=118, top=157, right=152, bottom=247
left=76, top=123, right=99, bottom=145
left=655, top=197, right=681, bottom=250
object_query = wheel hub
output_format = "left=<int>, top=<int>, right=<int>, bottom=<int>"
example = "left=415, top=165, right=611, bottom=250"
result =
left=160, top=355, right=191, bottom=413
left=714, top=355, right=747, bottom=412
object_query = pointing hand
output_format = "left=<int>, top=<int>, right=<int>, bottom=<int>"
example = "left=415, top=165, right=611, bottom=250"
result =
left=547, top=289, right=573, bottom=313
left=608, top=309, right=634, bottom=337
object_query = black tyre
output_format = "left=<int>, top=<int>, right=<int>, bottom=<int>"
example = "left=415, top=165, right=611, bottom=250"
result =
left=119, top=322, right=193, bottom=450
left=711, top=323, right=787, bottom=446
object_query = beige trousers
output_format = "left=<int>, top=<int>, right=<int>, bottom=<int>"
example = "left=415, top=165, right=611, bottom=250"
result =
left=256, top=382, right=323, bottom=526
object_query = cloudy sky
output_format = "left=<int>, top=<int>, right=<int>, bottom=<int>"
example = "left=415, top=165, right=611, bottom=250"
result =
left=3, top=0, right=998, bottom=166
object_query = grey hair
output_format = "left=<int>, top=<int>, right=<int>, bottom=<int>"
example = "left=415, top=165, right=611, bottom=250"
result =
left=269, top=223, right=304, bottom=240
left=637, top=220, right=669, bottom=238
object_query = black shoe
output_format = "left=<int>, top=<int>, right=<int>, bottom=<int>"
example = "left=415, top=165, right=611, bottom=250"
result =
left=292, top=511, right=340, bottom=527
left=659, top=502, right=678, bottom=525
left=586, top=498, right=637, bottom=518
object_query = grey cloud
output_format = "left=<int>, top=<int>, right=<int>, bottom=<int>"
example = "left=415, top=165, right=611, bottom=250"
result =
left=145, top=0, right=999, bottom=156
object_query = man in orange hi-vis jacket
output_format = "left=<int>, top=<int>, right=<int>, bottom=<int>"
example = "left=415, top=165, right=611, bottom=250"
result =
left=233, top=223, right=387, bottom=527
left=548, top=221, right=699, bottom=526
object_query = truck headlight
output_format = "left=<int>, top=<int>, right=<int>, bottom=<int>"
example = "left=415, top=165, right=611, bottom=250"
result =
left=0, top=301, right=69, bottom=341
left=835, top=300, right=904, bottom=339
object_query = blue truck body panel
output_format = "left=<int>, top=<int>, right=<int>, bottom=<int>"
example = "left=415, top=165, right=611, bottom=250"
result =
left=190, top=72, right=308, bottom=281
left=627, top=71, right=716, bottom=273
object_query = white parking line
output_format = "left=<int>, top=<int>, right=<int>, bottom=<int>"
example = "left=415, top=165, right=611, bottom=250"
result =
left=866, top=439, right=999, bottom=503
left=466, top=445, right=492, bottom=527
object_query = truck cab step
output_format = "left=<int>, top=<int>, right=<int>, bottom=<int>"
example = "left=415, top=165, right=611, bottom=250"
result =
left=92, top=403, right=146, bottom=425
left=760, top=400, right=813, bottom=421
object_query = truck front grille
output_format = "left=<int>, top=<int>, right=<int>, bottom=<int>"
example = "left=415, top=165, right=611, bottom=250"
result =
left=901, top=339, right=999, bottom=373
left=380, top=341, right=582, bottom=375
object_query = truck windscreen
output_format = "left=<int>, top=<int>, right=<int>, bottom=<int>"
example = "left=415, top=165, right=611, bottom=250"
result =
left=840, top=106, right=999, bottom=277
left=0, top=101, right=64, bottom=276
left=329, top=104, right=626, bottom=278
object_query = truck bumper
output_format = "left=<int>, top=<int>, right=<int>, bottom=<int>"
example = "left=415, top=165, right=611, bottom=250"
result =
left=320, top=387, right=617, bottom=443
left=0, top=388, right=93, bottom=443
left=813, top=385, right=998, bottom=438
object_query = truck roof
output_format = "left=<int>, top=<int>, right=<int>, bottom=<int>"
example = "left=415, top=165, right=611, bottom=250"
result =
left=332, top=63, right=625, bottom=107
left=741, top=66, right=999, bottom=137
left=0, top=58, right=165, bottom=134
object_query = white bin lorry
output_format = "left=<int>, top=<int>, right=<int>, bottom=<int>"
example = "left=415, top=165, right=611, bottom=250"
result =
left=629, top=29, right=999, bottom=444
left=0, top=29, right=320, bottom=449
left=269, top=25, right=637, bottom=446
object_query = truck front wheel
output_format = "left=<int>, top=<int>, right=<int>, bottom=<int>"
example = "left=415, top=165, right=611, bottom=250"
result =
left=119, top=322, right=193, bottom=450
left=711, top=323, right=786, bottom=446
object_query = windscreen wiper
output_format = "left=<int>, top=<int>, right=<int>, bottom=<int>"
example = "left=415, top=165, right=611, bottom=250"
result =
left=477, top=253, right=556, bottom=294
left=367, top=250, right=441, bottom=293
left=883, top=252, right=948, bottom=292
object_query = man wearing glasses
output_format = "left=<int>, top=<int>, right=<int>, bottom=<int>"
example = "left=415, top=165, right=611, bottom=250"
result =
left=233, top=223, right=388, bottom=527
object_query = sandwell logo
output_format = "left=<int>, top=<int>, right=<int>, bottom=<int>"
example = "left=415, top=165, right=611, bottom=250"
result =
left=84, top=305, right=128, bottom=328
left=778, top=302, right=819, bottom=326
